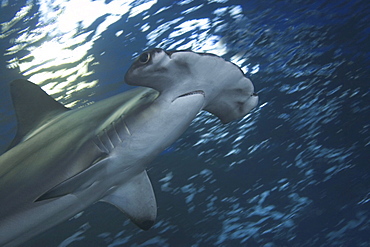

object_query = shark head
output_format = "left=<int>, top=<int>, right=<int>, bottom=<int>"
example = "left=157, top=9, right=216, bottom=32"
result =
left=125, top=48, right=258, bottom=123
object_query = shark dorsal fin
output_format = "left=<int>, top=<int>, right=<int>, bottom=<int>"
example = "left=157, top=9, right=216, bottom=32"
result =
left=7, top=79, right=69, bottom=149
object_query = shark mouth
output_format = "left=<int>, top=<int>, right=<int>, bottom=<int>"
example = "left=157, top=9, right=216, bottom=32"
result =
left=172, top=90, right=205, bottom=103
left=177, top=90, right=205, bottom=98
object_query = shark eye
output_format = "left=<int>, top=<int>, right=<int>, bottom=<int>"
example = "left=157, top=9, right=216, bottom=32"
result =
left=138, top=52, right=151, bottom=64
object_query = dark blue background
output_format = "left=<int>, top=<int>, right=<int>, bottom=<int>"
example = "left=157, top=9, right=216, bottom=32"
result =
left=0, top=0, right=369, bottom=246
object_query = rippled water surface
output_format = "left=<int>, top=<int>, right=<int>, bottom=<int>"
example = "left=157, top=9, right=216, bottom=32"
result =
left=0, top=0, right=369, bottom=246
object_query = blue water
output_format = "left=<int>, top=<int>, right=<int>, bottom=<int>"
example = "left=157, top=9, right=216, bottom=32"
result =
left=0, top=0, right=369, bottom=246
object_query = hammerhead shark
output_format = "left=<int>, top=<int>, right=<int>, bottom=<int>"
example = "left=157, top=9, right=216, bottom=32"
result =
left=0, top=48, right=258, bottom=246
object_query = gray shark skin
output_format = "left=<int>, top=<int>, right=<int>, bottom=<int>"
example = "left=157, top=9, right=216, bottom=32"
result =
left=0, top=48, right=258, bottom=246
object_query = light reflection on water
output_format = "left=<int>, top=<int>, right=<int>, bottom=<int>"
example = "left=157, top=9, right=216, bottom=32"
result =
left=3, top=0, right=138, bottom=105
left=2, top=0, right=257, bottom=107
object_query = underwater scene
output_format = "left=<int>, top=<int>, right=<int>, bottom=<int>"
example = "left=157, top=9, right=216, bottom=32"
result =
left=0, top=0, right=369, bottom=246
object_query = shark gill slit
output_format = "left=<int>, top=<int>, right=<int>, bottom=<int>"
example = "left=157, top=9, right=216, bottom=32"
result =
left=93, top=134, right=109, bottom=153
left=109, top=118, right=128, bottom=145
left=123, top=121, right=131, bottom=136
left=104, top=129, right=115, bottom=151
left=113, top=115, right=132, bottom=137
left=111, top=115, right=131, bottom=141
left=92, top=115, right=132, bottom=154
left=112, top=122, right=123, bottom=143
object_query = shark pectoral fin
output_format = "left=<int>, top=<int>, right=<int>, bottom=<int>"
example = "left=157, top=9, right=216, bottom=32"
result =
left=101, top=170, right=157, bottom=230
left=36, top=157, right=107, bottom=202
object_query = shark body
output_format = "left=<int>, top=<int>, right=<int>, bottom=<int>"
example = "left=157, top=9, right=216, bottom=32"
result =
left=0, top=49, right=258, bottom=246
